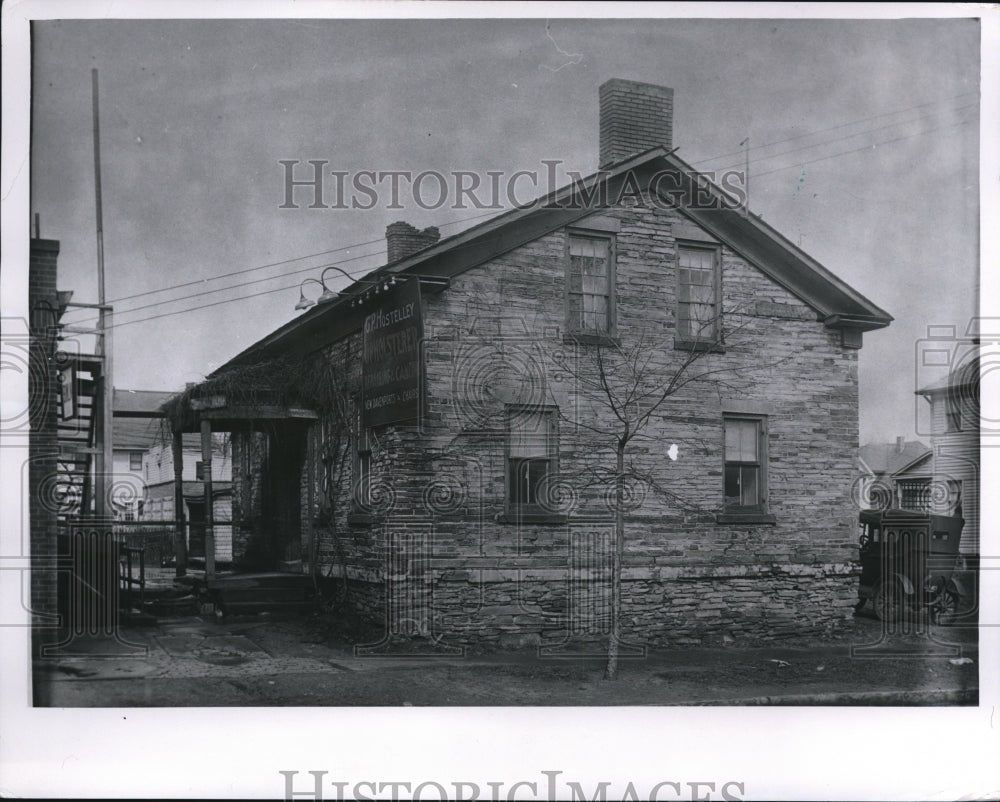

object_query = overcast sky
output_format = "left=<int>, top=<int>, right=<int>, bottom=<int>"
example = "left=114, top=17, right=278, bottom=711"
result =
left=28, top=15, right=980, bottom=444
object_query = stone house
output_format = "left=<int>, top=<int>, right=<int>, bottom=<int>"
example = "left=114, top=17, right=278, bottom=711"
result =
left=174, top=79, right=892, bottom=647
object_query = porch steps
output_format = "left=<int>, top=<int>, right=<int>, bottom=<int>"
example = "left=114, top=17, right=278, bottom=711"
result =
left=200, top=572, right=316, bottom=617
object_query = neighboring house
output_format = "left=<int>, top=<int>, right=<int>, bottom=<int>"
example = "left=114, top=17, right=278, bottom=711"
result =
left=917, top=355, right=979, bottom=558
left=170, top=79, right=892, bottom=646
left=114, top=389, right=233, bottom=562
left=856, top=437, right=935, bottom=512
left=112, top=389, right=176, bottom=521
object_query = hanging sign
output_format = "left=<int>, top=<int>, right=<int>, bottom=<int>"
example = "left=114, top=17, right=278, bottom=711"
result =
left=59, top=364, right=77, bottom=421
left=362, top=278, right=424, bottom=428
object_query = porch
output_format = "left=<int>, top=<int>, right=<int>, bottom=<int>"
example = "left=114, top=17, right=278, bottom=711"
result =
left=163, top=392, right=320, bottom=582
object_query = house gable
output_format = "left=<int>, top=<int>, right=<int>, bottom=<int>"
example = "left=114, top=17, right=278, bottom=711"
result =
left=216, top=149, right=890, bottom=374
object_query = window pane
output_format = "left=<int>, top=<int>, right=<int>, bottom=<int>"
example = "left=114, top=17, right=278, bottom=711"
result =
left=570, top=237, right=607, bottom=260
left=724, top=465, right=742, bottom=505
left=724, top=464, right=760, bottom=506
left=739, top=465, right=759, bottom=506
left=679, top=247, right=714, bottom=271
left=582, top=274, right=606, bottom=295
left=569, top=255, right=584, bottom=290
left=678, top=249, right=718, bottom=341
left=509, top=410, right=550, bottom=458
left=509, top=457, right=550, bottom=504
left=725, top=419, right=758, bottom=461
left=569, top=236, right=611, bottom=334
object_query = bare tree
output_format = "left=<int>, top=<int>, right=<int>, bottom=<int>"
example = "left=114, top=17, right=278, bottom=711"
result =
left=558, top=305, right=781, bottom=679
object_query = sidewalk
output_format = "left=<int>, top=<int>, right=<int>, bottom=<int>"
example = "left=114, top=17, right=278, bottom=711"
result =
left=32, top=611, right=979, bottom=707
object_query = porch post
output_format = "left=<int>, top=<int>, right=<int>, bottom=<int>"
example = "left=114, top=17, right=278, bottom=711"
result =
left=201, top=419, right=216, bottom=579
left=172, top=429, right=187, bottom=577
left=305, top=424, right=316, bottom=580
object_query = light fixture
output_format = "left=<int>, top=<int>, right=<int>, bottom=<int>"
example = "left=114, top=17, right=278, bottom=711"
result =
left=317, top=265, right=363, bottom=304
left=295, top=277, right=326, bottom=311
left=56, top=290, right=74, bottom=318
left=297, top=265, right=390, bottom=310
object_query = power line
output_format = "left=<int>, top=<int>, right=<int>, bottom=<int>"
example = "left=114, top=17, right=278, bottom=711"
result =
left=76, top=96, right=979, bottom=333
left=68, top=251, right=381, bottom=327
left=62, top=206, right=505, bottom=324
left=751, top=116, right=973, bottom=180
left=101, top=283, right=301, bottom=331
left=705, top=101, right=977, bottom=175
left=66, top=206, right=508, bottom=326
left=690, top=90, right=978, bottom=166
left=63, top=93, right=978, bottom=323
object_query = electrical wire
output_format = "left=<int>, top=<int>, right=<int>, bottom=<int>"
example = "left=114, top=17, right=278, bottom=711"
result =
left=67, top=96, right=979, bottom=332
left=703, top=101, right=977, bottom=175
left=62, top=92, right=977, bottom=322
left=690, top=90, right=978, bottom=166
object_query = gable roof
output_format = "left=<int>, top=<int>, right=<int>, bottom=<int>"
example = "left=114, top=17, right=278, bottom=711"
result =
left=214, top=146, right=892, bottom=373
left=114, top=388, right=174, bottom=417
left=113, top=417, right=169, bottom=451
left=113, top=388, right=197, bottom=450
left=858, top=440, right=932, bottom=477
left=916, top=354, right=979, bottom=396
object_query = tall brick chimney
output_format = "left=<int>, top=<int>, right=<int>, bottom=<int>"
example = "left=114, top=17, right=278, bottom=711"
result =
left=386, top=222, right=440, bottom=264
left=599, top=78, right=674, bottom=169
left=28, top=237, right=61, bottom=653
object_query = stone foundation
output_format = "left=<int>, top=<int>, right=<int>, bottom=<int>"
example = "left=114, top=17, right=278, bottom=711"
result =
left=327, top=564, right=859, bottom=650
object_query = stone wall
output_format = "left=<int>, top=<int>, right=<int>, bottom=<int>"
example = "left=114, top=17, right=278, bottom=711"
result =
left=273, top=196, right=863, bottom=647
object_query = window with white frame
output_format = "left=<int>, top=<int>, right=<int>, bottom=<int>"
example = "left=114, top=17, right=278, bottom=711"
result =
left=677, top=244, right=721, bottom=344
left=723, top=415, right=767, bottom=512
left=567, top=233, right=615, bottom=336
left=129, top=451, right=143, bottom=471
left=944, top=394, right=962, bottom=432
left=506, top=406, right=557, bottom=514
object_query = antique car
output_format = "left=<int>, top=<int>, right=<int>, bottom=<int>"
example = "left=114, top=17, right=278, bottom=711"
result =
left=856, top=508, right=966, bottom=623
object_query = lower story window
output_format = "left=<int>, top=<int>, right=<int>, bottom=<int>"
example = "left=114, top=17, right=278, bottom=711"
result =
left=507, top=406, right=557, bottom=513
left=724, top=415, right=767, bottom=511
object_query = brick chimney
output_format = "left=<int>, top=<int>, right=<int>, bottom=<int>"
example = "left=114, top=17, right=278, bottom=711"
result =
left=386, top=222, right=440, bottom=264
left=599, top=78, right=674, bottom=169
left=896, top=436, right=905, bottom=453
left=28, top=237, right=61, bottom=642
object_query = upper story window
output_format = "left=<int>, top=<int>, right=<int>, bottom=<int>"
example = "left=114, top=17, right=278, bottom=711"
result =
left=723, top=414, right=767, bottom=513
left=129, top=451, right=143, bottom=471
left=506, top=406, right=558, bottom=515
left=677, top=243, right=721, bottom=347
left=567, top=233, right=615, bottom=338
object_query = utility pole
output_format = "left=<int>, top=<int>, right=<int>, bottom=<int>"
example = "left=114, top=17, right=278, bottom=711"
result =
left=739, top=136, right=750, bottom=216
left=92, top=68, right=113, bottom=519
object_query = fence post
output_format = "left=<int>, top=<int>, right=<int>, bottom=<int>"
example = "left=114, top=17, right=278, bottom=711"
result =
left=172, top=430, right=187, bottom=576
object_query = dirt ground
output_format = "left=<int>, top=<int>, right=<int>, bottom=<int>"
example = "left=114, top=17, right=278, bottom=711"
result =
left=33, top=607, right=979, bottom=707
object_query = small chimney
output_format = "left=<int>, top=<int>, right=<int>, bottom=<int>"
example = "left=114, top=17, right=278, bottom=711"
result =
left=896, top=436, right=905, bottom=453
left=599, top=78, right=674, bottom=169
left=386, top=222, right=440, bottom=264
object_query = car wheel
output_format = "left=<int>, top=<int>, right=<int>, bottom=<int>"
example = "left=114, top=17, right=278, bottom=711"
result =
left=932, top=589, right=960, bottom=626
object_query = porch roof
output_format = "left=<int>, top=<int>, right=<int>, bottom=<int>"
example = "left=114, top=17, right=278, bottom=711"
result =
left=163, top=392, right=319, bottom=433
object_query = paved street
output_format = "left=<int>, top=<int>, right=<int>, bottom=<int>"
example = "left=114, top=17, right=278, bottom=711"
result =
left=33, top=611, right=979, bottom=707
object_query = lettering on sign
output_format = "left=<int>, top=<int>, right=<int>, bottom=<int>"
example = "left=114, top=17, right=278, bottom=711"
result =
left=362, top=278, right=424, bottom=427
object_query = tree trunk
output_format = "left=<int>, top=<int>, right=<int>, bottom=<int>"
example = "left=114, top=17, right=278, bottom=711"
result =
left=605, top=443, right=626, bottom=680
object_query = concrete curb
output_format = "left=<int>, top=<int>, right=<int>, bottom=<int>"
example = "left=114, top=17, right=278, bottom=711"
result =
left=694, top=688, right=978, bottom=706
